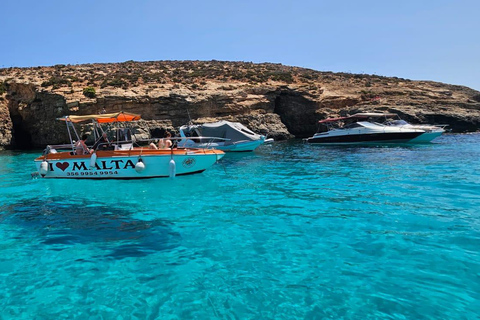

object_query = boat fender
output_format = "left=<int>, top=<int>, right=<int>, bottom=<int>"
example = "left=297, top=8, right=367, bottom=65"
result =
left=135, top=158, right=146, bottom=173
left=169, top=159, right=176, bottom=178
left=90, top=152, right=97, bottom=168
left=39, top=160, right=48, bottom=177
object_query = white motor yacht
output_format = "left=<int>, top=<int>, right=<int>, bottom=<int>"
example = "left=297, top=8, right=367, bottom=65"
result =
left=306, top=114, right=425, bottom=144
left=348, top=113, right=446, bottom=143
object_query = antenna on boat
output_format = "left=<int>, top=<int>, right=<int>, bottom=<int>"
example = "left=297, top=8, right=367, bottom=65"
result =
left=186, top=109, right=193, bottom=125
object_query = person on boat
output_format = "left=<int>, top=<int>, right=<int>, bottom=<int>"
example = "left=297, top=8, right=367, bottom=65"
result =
left=159, top=132, right=173, bottom=149
left=75, top=134, right=90, bottom=155
left=149, top=140, right=158, bottom=149
left=92, top=132, right=110, bottom=151
left=149, top=132, right=173, bottom=149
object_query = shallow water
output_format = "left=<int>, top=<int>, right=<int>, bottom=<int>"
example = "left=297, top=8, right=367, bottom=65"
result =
left=1, top=134, right=480, bottom=319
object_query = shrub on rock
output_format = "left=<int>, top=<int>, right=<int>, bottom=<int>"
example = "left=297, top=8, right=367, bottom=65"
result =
left=83, top=87, right=96, bottom=98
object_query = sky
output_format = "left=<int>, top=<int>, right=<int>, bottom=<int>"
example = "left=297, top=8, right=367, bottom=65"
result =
left=2, top=0, right=479, bottom=90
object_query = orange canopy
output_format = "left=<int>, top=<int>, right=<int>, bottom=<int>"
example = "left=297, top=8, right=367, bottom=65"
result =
left=58, top=112, right=141, bottom=123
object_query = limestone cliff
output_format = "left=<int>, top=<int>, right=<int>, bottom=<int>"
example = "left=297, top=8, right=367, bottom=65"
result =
left=1, top=60, right=479, bottom=148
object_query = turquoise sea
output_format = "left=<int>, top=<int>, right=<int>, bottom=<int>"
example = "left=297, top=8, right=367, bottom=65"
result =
left=1, top=134, right=480, bottom=319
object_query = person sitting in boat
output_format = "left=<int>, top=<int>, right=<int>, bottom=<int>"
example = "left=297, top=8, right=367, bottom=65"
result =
left=92, top=132, right=110, bottom=151
left=159, top=132, right=173, bottom=149
left=149, top=132, right=173, bottom=149
left=74, top=134, right=91, bottom=155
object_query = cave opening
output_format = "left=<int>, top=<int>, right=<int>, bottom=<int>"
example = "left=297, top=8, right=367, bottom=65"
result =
left=273, top=93, right=319, bottom=137
left=11, top=114, right=33, bottom=149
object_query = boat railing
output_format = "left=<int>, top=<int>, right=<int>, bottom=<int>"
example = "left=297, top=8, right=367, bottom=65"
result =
left=139, top=137, right=230, bottom=142
left=93, top=142, right=116, bottom=151
left=178, top=136, right=231, bottom=147
left=43, top=144, right=74, bottom=154
left=133, top=136, right=231, bottom=149
left=178, top=136, right=230, bottom=142
left=66, top=136, right=235, bottom=152
left=45, top=143, right=74, bottom=149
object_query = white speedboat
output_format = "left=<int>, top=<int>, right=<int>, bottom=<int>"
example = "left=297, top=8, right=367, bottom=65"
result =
left=34, top=112, right=224, bottom=179
left=306, top=114, right=425, bottom=144
left=178, top=120, right=266, bottom=152
left=348, top=113, right=446, bottom=143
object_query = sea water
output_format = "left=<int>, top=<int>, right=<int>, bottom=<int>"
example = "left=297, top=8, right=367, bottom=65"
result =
left=0, top=134, right=479, bottom=319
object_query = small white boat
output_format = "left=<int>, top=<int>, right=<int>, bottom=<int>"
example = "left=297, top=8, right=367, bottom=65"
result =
left=34, top=112, right=224, bottom=179
left=178, top=120, right=267, bottom=152
left=306, top=113, right=425, bottom=144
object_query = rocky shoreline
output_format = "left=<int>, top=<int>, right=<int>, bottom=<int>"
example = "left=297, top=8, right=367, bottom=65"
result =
left=1, top=60, right=479, bottom=149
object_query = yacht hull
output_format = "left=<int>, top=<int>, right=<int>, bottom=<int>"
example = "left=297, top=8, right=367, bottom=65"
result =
left=307, top=131, right=423, bottom=144
left=408, top=131, right=444, bottom=143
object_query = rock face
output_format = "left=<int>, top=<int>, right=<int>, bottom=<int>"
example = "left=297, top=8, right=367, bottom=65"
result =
left=1, top=60, right=479, bottom=148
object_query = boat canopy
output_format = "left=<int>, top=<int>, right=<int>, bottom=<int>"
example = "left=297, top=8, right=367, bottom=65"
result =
left=318, top=113, right=397, bottom=123
left=57, top=112, right=141, bottom=123
left=351, top=113, right=397, bottom=118
left=189, top=121, right=263, bottom=142
left=318, top=116, right=350, bottom=123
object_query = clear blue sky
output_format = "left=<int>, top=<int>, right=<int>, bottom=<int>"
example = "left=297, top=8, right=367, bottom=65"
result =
left=2, top=0, right=479, bottom=90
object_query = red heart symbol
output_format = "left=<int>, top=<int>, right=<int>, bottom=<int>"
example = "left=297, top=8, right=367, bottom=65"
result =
left=56, top=162, right=69, bottom=171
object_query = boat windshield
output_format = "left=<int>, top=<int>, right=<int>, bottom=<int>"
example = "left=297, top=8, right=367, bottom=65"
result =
left=388, top=120, right=409, bottom=126
left=343, top=122, right=363, bottom=129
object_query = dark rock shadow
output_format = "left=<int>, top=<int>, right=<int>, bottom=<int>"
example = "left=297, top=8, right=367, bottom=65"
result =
left=1, top=198, right=181, bottom=259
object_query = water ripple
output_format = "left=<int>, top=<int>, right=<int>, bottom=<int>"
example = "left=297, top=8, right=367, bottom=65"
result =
left=0, top=135, right=480, bottom=319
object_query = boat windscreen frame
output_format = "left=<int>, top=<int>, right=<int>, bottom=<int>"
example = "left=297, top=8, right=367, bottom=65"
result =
left=64, top=118, right=82, bottom=154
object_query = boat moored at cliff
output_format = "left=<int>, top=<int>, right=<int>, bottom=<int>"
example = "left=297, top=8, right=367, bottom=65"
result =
left=177, top=120, right=267, bottom=152
left=349, top=112, right=446, bottom=143
left=34, top=112, right=224, bottom=179
left=306, top=113, right=425, bottom=144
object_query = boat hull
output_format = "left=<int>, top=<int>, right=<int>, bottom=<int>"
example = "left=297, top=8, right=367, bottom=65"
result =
left=408, top=131, right=444, bottom=143
left=386, top=122, right=445, bottom=143
left=34, top=149, right=224, bottom=179
left=307, top=131, right=423, bottom=144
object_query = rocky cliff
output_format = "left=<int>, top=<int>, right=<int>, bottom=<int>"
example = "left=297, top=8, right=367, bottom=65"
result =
left=1, top=60, right=479, bottom=148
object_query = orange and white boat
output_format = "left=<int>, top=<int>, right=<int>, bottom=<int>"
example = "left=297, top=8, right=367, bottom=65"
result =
left=34, top=112, right=224, bottom=179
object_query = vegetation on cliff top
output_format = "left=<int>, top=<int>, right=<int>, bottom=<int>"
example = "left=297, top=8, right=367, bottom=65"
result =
left=0, top=60, right=416, bottom=89
left=2, top=60, right=478, bottom=105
